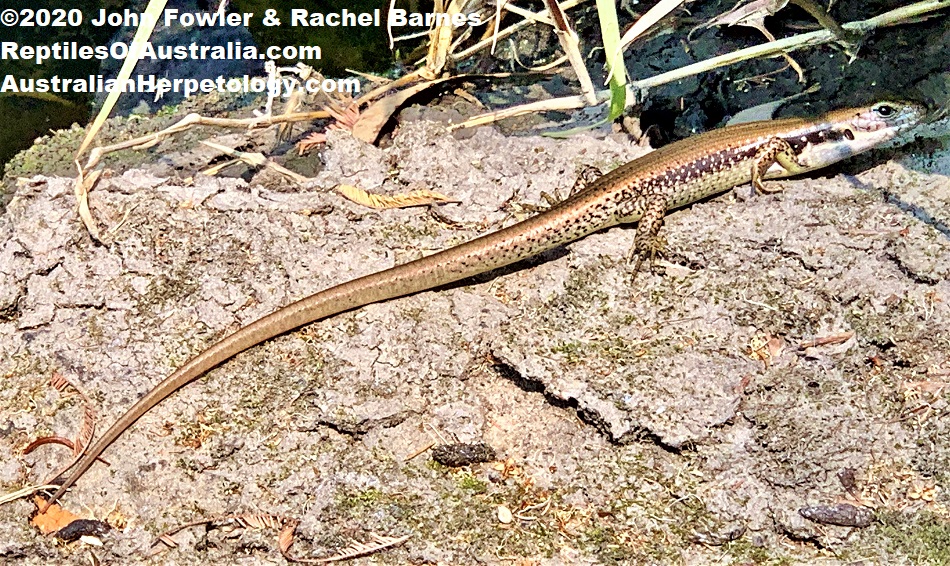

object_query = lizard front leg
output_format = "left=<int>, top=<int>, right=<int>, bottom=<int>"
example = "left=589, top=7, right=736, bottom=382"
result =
left=751, top=136, right=808, bottom=194
left=631, top=195, right=669, bottom=280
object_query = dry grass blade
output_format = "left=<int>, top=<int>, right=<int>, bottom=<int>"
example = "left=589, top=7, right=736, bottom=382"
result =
left=425, top=0, right=467, bottom=74
left=200, top=141, right=310, bottom=183
left=452, top=0, right=948, bottom=131
left=275, top=69, right=313, bottom=141
left=456, top=0, right=948, bottom=131
left=0, top=485, right=61, bottom=505
left=73, top=167, right=102, bottom=242
left=75, top=0, right=166, bottom=160
left=543, top=0, right=597, bottom=105
left=618, top=0, right=687, bottom=53
left=449, top=0, right=591, bottom=63
left=337, top=185, right=458, bottom=209
left=631, top=0, right=950, bottom=90
left=201, top=159, right=242, bottom=176
left=156, top=534, right=178, bottom=549
left=79, top=111, right=331, bottom=173
left=449, top=93, right=600, bottom=130
left=72, top=0, right=166, bottom=240
left=691, top=0, right=804, bottom=82
left=72, top=108, right=334, bottom=237
left=354, top=69, right=425, bottom=106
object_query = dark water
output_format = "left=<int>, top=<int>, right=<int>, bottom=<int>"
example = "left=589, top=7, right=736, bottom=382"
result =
left=0, top=0, right=396, bottom=173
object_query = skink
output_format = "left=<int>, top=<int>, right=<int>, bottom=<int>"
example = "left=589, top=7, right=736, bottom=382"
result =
left=44, top=100, right=924, bottom=508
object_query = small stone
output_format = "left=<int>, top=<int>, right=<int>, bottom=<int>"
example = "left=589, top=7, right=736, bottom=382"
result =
left=497, top=505, right=513, bottom=524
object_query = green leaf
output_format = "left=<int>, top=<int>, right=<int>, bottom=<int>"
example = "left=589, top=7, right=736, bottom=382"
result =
left=595, top=0, right=627, bottom=120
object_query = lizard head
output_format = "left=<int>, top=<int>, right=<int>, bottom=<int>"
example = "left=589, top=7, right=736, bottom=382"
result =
left=793, top=100, right=926, bottom=169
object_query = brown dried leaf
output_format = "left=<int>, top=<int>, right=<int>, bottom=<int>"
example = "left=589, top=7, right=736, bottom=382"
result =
left=297, top=132, right=327, bottom=155
left=697, top=0, right=789, bottom=31
left=74, top=403, right=97, bottom=458
left=49, top=373, right=70, bottom=393
left=234, top=513, right=286, bottom=530
left=799, top=331, right=855, bottom=349
left=351, top=76, right=457, bottom=144
left=337, top=185, right=457, bottom=209
left=152, top=519, right=214, bottom=548
left=766, top=336, right=785, bottom=359
left=297, top=103, right=361, bottom=155
left=278, top=519, right=300, bottom=556
left=325, top=102, right=361, bottom=130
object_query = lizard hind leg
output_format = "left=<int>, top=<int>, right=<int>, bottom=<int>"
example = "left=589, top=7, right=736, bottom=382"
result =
left=751, top=136, right=807, bottom=194
left=572, top=164, right=605, bottom=196
left=535, top=165, right=605, bottom=211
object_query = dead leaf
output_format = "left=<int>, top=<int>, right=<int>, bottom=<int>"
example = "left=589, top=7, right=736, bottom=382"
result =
left=351, top=77, right=455, bottom=143
left=799, top=331, right=854, bottom=349
left=297, top=133, right=327, bottom=155
left=337, top=185, right=458, bottom=209
left=297, top=103, right=362, bottom=155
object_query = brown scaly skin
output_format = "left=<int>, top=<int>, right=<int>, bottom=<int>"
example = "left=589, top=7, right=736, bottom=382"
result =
left=43, top=100, right=925, bottom=510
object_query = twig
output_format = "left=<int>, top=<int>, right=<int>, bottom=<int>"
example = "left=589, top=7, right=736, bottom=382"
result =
left=449, top=0, right=591, bottom=62
left=453, top=0, right=950, bottom=129
left=630, top=0, right=950, bottom=91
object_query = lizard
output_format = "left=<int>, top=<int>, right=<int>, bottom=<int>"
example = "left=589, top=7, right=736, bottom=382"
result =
left=43, top=99, right=925, bottom=509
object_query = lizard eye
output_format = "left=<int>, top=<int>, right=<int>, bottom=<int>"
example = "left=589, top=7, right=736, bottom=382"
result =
left=875, top=104, right=896, bottom=117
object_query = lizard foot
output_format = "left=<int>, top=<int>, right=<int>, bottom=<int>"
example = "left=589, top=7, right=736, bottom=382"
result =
left=630, top=234, right=668, bottom=282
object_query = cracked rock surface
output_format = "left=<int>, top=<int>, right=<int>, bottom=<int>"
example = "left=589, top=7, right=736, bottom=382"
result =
left=1, top=120, right=949, bottom=564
